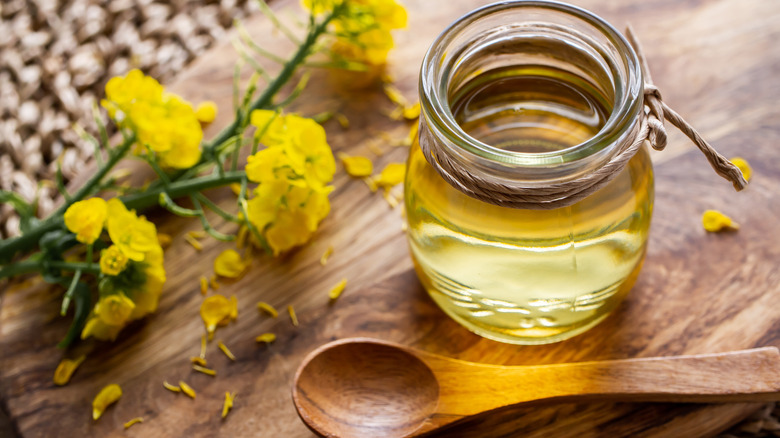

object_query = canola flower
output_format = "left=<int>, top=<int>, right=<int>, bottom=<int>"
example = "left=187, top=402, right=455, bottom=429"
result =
left=304, top=0, right=408, bottom=67
left=245, top=110, right=335, bottom=255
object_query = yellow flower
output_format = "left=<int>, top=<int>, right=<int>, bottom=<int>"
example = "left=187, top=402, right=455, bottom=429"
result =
left=702, top=210, right=739, bottom=232
left=195, top=101, right=218, bottom=124
left=265, top=209, right=313, bottom=255
left=93, top=384, right=122, bottom=420
left=103, top=69, right=202, bottom=169
left=106, top=198, right=158, bottom=261
left=730, top=157, right=752, bottom=181
left=95, top=294, right=136, bottom=326
left=100, top=245, right=128, bottom=276
left=64, top=198, right=107, bottom=244
left=214, top=249, right=247, bottom=278
left=305, top=0, right=407, bottom=66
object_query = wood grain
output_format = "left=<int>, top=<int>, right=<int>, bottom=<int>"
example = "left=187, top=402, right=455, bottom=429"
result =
left=1, top=0, right=780, bottom=437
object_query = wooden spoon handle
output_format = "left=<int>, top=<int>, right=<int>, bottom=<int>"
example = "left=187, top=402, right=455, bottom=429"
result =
left=429, top=347, right=780, bottom=417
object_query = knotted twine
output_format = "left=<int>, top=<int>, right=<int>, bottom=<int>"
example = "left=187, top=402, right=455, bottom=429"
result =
left=418, top=26, right=748, bottom=210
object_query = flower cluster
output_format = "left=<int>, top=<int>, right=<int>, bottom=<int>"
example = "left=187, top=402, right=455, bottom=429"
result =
left=304, top=0, right=407, bottom=66
left=64, top=198, right=166, bottom=341
left=102, top=69, right=202, bottom=169
left=244, top=110, right=335, bottom=255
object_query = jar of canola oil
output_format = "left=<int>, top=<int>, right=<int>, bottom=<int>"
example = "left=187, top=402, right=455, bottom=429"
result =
left=405, top=0, right=652, bottom=344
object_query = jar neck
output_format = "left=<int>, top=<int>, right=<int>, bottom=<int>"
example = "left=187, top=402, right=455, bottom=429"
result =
left=419, top=0, right=643, bottom=186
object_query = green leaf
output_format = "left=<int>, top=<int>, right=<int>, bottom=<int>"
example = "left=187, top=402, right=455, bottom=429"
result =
left=0, top=190, right=34, bottom=221
left=57, top=282, right=91, bottom=349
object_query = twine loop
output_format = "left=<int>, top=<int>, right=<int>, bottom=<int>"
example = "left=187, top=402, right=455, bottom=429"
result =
left=419, top=26, right=748, bottom=210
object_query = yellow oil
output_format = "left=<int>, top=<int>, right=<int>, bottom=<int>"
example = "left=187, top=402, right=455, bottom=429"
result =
left=405, top=66, right=654, bottom=344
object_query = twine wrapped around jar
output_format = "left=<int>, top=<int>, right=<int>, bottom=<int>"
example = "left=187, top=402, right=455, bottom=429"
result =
left=419, top=26, right=748, bottom=210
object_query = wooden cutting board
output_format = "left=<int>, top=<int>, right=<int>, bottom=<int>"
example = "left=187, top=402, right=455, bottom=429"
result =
left=2, top=0, right=779, bottom=436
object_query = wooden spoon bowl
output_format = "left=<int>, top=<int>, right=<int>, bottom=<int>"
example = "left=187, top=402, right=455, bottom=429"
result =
left=292, top=338, right=780, bottom=438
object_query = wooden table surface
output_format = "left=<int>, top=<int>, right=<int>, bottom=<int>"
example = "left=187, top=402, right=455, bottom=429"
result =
left=2, top=0, right=780, bottom=437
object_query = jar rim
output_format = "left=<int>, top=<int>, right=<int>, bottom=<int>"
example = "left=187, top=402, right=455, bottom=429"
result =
left=419, top=0, right=643, bottom=167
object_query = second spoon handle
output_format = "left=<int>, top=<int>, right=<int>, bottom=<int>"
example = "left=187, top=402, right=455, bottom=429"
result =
left=424, top=347, right=780, bottom=417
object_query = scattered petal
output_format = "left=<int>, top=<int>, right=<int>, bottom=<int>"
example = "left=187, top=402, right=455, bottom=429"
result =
left=383, top=189, right=399, bottom=208
left=340, top=154, right=374, bottom=178
left=402, top=102, right=420, bottom=120
left=185, top=234, right=203, bottom=251
left=288, top=305, right=299, bottom=327
left=199, top=276, right=209, bottom=295
left=320, top=245, right=334, bottom=266
left=53, top=355, right=86, bottom=386
left=210, top=275, right=221, bottom=290
left=188, top=230, right=207, bottom=239
left=218, top=340, right=236, bottom=361
left=255, top=333, right=276, bottom=344
left=201, top=295, right=234, bottom=337
left=368, top=142, right=384, bottom=156
left=179, top=381, right=196, bottom=399
left=257, top=302, right=278, bottom=318
left=230, top=183, right=242, bottom=196
left=222, top=392, right=236, bottom=419
left=193, top=364, right=217, bottom=376
left=200, top=335, right=207, bottom=359
left=214, top=249, right=247, bottom=278
left=383, top=84, right=409, bottom=107
left=702, top=210, right=739, bottom=232
left=228, top=296, right=238, bottom=320
left=124, top=417, right=144, bottom=429
left=329, top=278, right=348, bottom=301
left=157, top=233, right=172, bottom=248
left=730, top=157, right=752, bottom=181
left=335, top=113, right=350, bottom=129
left=93, top=384, right=122, bottom=420
left=163, top=381, right=181, bottom=393
left=374, top=163, right=406, bottom=188
left=190, top=356, right=207, bottom=367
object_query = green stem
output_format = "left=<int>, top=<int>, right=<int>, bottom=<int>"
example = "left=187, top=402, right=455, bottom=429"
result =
left=0, top=260, right=99, bottom=281
left=0, top=170, right=246, bottom=261
left=0, top=135, right=136, bottom=262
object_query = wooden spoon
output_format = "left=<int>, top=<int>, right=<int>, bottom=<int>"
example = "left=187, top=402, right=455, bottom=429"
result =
left=292, top=338, right=780, bottom=438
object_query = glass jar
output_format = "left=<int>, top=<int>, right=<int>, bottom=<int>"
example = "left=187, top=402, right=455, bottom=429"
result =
left=405, top=0, right=653, bottom=345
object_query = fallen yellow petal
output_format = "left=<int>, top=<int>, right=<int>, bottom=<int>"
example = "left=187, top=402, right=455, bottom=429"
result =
left=201, top=295, right=233, bottom=336
left=218, top=340, right=236, bottom=361
left=179, top=381, right=196, bottom=399
left=163, top=381, right=181, bottom=393
left=402, top=102, right=421, bottom=120
left=123, top=417, right=144, bottom=429
left=188, top=230, right=207, bottom=239
left=255, top=333, right=276, bottom=344
left=340, top=154, right=374, bottom=178
left=185, top=234, right=203, bottom=251
left=730, top=157, right=752, bottom=181
left=374, top=163, right=406, bottom=188
left=192, top=364, right=217, bottom=376
left=230, top=183, right=242, bottom=196
left=320, top=245, right=334, bottom=266
left=190, top=356, right=207, bottom=367
left=210, top=275, right=221, bottom=290
left=702, top=210, right=739, bottom=232
left=383, top=84, right=409, bottom=107
left=214, top=249, right=247, bottom=279
left=92, top=384, right=122, bottom=420
left=228, top=296, right=238, bottom=321
left=222, top=392, right=236, bottom=419
left=157, top=233, right=172, bottom=249
left=53, top=355, right=86, bottom=386
left=364, top=176, right=378, bottom=193
left=288, top=305, right=298, bottom=327
left=200, top=335, right=207, bottom=359
left=329, top=278, right=348, bottom=301
left=199, top=276, right=209, bottom=295
left=257, top=302, right=278, bottom=318
left=383, top=189, right=399, bottom=209
left=335, top=113, right=350, bottom=129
